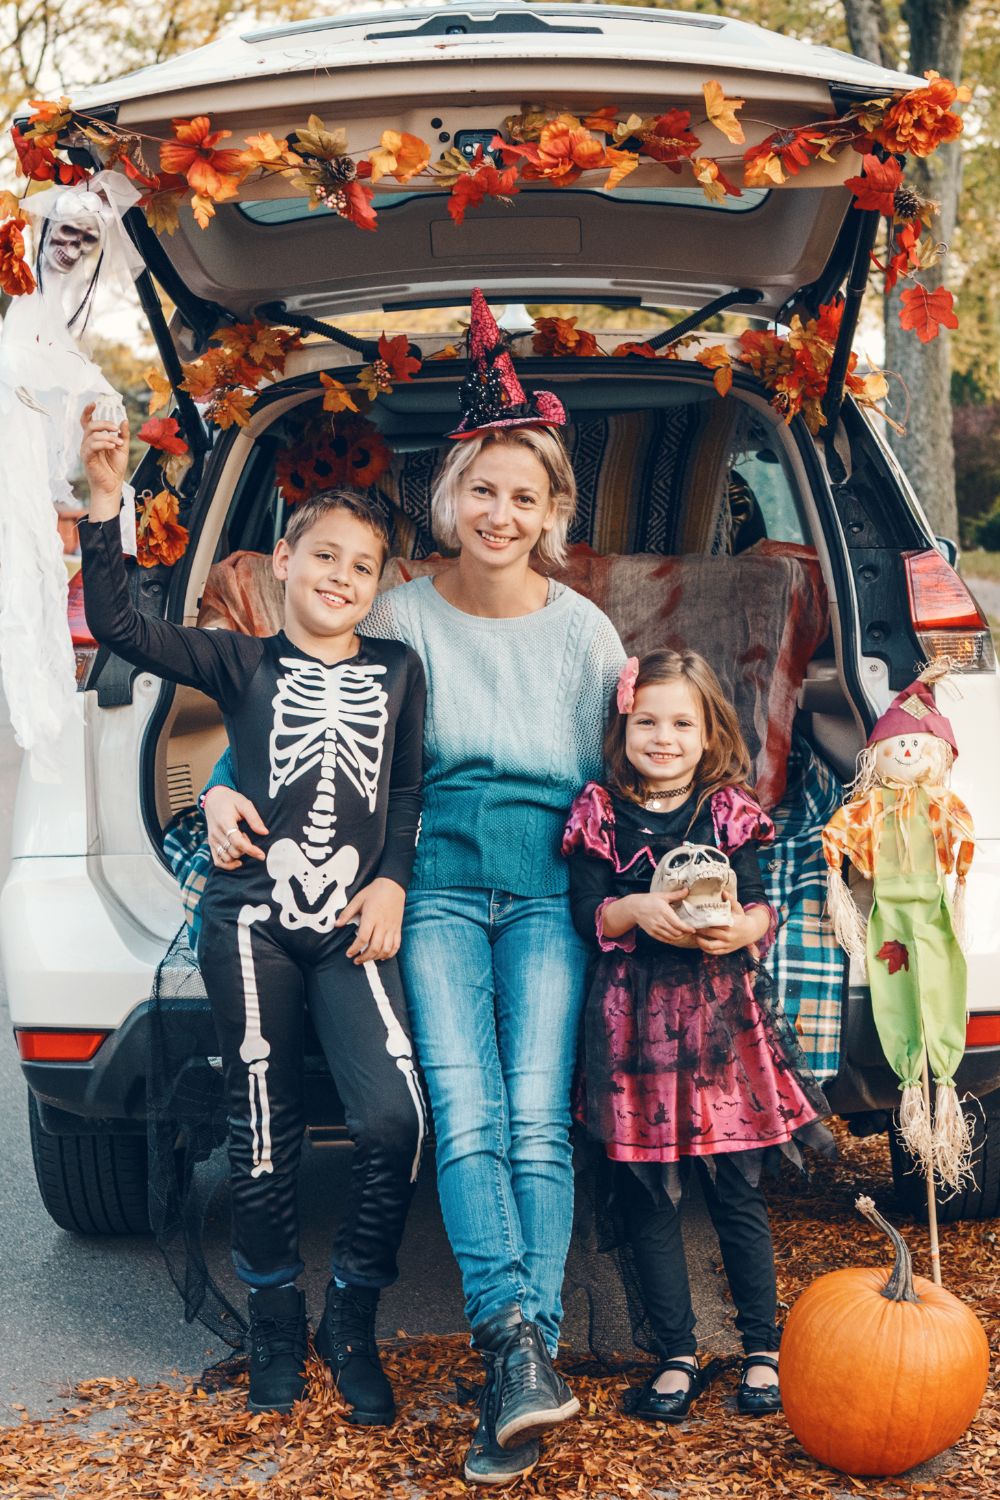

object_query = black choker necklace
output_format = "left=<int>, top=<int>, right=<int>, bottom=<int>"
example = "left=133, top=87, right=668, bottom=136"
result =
left=643, top=782, right=693, bottom=810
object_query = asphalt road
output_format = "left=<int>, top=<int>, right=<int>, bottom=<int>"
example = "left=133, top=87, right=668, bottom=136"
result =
left=0, top=695, right=731, bottom=1419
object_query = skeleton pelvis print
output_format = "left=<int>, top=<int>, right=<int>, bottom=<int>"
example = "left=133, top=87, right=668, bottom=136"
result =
left=267, top=658, right=388, bottom=932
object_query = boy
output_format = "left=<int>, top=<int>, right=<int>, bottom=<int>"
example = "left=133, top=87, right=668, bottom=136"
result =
left=79, top=407, right=427, bottom=1422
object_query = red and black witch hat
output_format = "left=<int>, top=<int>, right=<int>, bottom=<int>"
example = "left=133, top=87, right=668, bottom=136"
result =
left=449, top=288, right=567, bottom=440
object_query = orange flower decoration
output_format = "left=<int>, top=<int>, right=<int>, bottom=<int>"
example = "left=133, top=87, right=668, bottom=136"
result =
left=500, top=115, right=606, bottom=187
left=337, top=416, right=392, bottom=488
left=532, top=317, right=600, bottom=358
left=873, top=73, right=970, bottom=158
left=0, top=216, right=37, bottom=297
left=160, top=116, right=246, bottom=224
left=136, top=490, right=190, bottom=568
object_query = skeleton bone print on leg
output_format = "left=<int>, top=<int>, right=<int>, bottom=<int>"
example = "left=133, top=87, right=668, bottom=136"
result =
left=267, top=658, right=388, bottom=932
left=363, top=959, right=427, bottom=1183
left=237, top=903, right=275, bottom=1178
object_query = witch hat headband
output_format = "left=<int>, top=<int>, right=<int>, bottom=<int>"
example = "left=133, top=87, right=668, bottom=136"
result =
left=448, top=288, right=567, bottom=440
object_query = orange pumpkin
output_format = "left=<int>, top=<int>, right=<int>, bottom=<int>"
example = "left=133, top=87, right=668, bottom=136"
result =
left=781, top=1196, right=989, bottom=1477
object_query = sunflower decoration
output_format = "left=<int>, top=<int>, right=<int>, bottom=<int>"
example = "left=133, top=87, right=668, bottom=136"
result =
left=276, top=412, right=392, bottom=505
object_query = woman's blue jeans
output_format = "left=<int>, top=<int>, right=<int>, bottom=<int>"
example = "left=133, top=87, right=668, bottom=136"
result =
left=400, top=888, right=589, bottom=1353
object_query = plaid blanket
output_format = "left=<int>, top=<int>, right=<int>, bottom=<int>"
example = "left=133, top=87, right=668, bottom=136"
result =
left=162, top=807, right=210, bottom=951
left=763, top=733, right=846, bottom=1083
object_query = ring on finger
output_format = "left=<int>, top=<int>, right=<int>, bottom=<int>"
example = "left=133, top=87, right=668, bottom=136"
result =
left=215, top=843, right=229, bottom=857
left=224, top=827, right=239, bottom=839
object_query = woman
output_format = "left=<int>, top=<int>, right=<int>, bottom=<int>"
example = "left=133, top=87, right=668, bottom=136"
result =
left=203, top=291, right=625, bottom=1482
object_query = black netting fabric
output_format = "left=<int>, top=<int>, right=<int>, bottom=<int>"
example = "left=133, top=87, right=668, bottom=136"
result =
left=147, top=928, right=247, bottom=1360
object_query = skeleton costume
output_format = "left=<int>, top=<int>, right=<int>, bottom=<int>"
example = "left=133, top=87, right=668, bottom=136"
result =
left=563, top=781, right=831, bottom=1364
left=79, top=517, right=427, bottom=1291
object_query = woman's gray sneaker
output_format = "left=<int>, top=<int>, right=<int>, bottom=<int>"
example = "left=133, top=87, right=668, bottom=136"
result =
left=464, top=1352, right=539, bottom=1484
left=471, top=1304, right=580, bottom=1451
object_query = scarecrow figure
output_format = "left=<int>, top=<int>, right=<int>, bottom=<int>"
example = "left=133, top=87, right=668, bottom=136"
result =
left=822, top=664, right=975, bottom=1189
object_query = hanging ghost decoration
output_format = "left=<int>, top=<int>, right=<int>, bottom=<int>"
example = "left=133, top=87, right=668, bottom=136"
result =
left=0, top=175, right=142, bottom=779
left=821, top=664, right=976, bottom=1189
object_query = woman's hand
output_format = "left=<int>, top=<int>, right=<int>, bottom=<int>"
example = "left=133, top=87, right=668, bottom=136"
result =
left=203, top=785, right=269, bottom=869
left=336, top=878, right=406, bottom=964
left=606, top=891, right=699, bottom=947
left=80, top=404, right=129, bottom=519
left=696, top=895, right=770, bottom=957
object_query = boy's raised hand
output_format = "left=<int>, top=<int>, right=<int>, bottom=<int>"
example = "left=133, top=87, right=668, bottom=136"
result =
left=336, top=877, right=406, bottom=965
left=80, top=403, right=129, bottom=516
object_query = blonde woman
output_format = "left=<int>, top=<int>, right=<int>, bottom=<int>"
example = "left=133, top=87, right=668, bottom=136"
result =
left=202, top=293, right=625, bottom=1481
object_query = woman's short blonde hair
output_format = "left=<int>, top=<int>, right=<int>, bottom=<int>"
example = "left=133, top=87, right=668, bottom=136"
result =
left=430, top=426, right=577, bottom=569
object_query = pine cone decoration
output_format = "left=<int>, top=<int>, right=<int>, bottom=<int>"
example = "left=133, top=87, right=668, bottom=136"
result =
left=323, top=155, right=358, bottom=187
left=893, top=185, right=921, bottom=221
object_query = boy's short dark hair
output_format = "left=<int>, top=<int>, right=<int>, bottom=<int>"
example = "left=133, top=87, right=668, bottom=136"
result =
left=283, top=488, right=391, bottom=569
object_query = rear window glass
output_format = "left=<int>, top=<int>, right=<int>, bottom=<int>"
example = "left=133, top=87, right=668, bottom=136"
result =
left=239, top=184, right=769, bottom=226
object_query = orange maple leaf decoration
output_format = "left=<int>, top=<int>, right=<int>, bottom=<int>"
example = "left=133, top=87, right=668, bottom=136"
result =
left=160, top=116, right=246, bottom=225
left=11, top=124, right=88, bottom=185
left=611, top=341, right=659, bottom=358
left=876, top=939, right=910, bottom=975
left=319, top=374, right=360, bottom=414
left=696, top=344, right=734, bottom=396
left=899, top=284, right=959, bottom=343
left=448, top=151, right=520, bottom=226
left=873, top=72, right=970, bottom=158
left=640, top=109, right=701, bottom=171
left=703, top=81, right=746, bottom=145
left=0, top=216, right=37, bottom=296
left=532, top=317, right=600, bottom=358
left=843, top=154, right=903, bottom=216
left=368, top=130, right=431, bottom=185
left=137, top=417, right=189, bottom=455
left=136, top=490, right=189, bottom=568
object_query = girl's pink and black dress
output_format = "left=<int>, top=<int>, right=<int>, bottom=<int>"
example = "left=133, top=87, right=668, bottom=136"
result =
left=563, top=782, right=831, bottom=1205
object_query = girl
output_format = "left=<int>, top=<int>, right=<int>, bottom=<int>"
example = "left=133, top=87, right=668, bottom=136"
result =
left=201, top=290, right=626, bottom=1482
left=562, top=649, right=830, bottom=1422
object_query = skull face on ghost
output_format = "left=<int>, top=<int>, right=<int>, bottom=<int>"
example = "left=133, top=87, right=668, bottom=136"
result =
left=39, top=192, right=105, bottom=280
left=651, top=842, right=738, bottom=928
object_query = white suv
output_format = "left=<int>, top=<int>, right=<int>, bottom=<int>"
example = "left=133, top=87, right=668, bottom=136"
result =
left=5, top=3, right=1000, bottom=1235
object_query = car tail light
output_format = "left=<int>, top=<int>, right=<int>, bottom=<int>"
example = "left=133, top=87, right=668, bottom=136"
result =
left=966, top=1013, right=1000, bottom=1048
left=67, top=569, right=98, bottom=687
left=16, top=1029, right=109, bottom=1062
left=903, top=549, right=996, bottom=672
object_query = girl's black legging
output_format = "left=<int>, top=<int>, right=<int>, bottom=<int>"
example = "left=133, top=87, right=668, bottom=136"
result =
left=615, top=1155, right=781, bottom=1358
left=198, top=899, right=426, bottom=1290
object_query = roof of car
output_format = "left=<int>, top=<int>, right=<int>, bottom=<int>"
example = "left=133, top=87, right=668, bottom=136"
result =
left=73, top=1, right=922, bottom=110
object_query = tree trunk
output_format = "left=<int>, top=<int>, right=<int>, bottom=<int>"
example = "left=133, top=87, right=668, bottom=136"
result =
left=841, top=0, right=893, bottom=69
left=842, top=0, right=968, bottom=538
left=884, top=1, right=969, bottom=539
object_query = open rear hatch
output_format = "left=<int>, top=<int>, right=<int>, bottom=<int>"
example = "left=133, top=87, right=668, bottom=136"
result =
left=67, top=2, right=923, bottom=332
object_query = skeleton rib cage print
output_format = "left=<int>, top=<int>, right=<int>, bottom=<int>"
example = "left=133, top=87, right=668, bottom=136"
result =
left=267, top=658, right=389, bottom=934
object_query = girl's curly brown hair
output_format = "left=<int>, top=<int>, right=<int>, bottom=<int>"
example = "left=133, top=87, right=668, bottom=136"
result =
left=604, top=648, right=756, bottom=818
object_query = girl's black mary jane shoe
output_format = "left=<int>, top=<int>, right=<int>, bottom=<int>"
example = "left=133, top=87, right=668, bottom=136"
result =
left=736, top=1355, right=782, bottom=1416
left=623, top=1357, right=722, bottom=1424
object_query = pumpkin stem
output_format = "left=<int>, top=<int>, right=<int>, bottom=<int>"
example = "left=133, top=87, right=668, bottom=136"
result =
left=855, top=1195, right=921, bottom=1303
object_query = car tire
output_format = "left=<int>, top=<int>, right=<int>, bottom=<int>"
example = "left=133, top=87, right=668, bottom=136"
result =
left=27, top=1091, right=152, bottom=1236
left=889, top=1087, right=1000, bottom=1223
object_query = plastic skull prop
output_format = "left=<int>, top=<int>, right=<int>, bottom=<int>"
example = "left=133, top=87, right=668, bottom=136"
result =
left=40, top=192, right=104, bottom=277
left=651, top=842, right=737, bottom=929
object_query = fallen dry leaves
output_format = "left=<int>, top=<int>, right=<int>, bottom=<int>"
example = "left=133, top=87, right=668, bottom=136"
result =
left=1, top=1126, right=996, bottom=1499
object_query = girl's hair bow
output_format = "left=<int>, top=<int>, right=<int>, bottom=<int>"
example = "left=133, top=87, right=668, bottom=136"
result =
left=616, top=656, right=640, bottom=714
